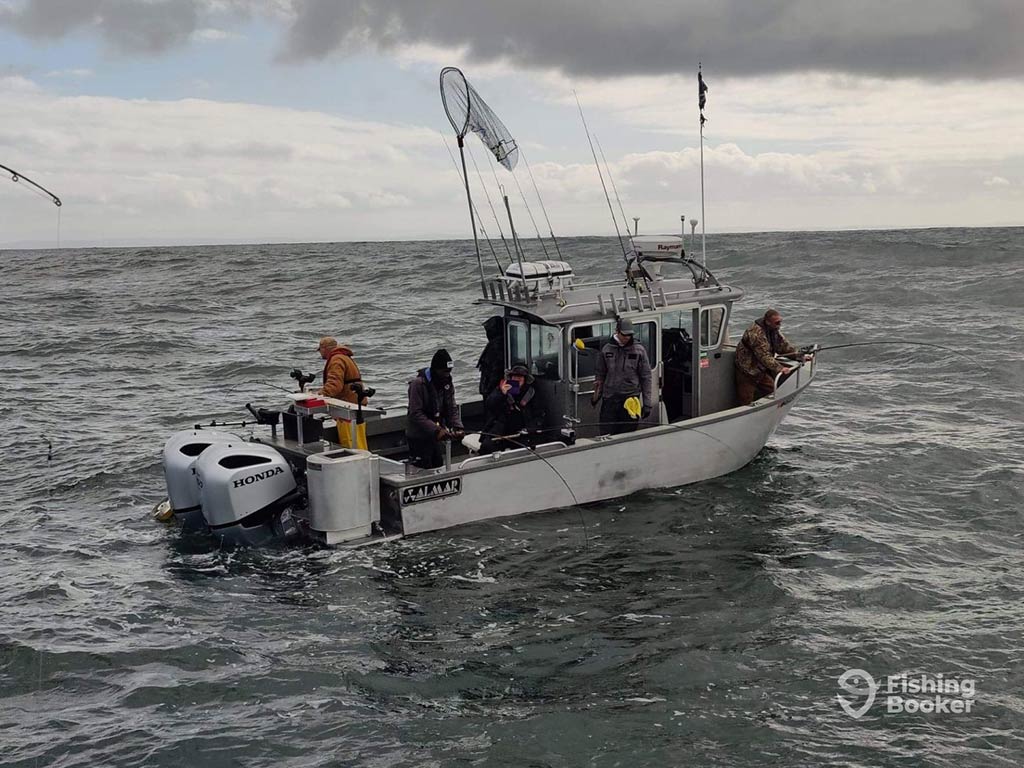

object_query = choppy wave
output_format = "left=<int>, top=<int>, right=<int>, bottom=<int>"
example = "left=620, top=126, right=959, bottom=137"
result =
left=1, top=227, right=1023, bottom=767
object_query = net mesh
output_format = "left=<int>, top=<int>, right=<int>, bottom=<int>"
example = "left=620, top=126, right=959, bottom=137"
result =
left=440, top=67, right=519, bottom=171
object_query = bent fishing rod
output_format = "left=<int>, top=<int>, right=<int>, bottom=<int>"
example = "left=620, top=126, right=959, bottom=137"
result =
left=1, top=163, right=62, bottom=207
left=784, top=340, right=970, bottom=359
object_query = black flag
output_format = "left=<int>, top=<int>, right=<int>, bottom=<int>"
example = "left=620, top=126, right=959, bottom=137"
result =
left=698, top=69, right=708, bottom=111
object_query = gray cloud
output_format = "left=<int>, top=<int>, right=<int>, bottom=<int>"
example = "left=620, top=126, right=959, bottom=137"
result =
left=280, top=0, right=1024, bottom=80
left=0, top=0, right=197, bottom=53
left=2, top=0, right=1021, bottom=80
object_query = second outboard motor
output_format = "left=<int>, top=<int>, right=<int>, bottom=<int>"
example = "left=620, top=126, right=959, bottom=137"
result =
left=162, top=429, right=240, bottom=530
left=195, top=442, right=297, bottom=546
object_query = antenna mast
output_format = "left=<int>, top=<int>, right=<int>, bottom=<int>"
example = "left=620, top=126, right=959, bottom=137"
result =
left=698, top=64, right=709, bottom=264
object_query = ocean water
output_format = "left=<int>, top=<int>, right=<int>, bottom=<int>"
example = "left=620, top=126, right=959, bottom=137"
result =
left=1, top=227, right=1022, bottom=767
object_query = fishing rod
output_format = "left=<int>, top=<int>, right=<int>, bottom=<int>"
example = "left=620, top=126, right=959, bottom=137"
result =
left=509, top=161, right=550, bottom=259
left=221, top=379, right=295, bottom=395
left=593, top=133, right=636, bottom=252
left=1, top=163, right=61, bottom=207
left=500, top=183, right=529, bottom=282
left=440, top=134, right=506, bottom=272
left=464, top=144, right=515, bottom=264
left=801, top=341, right=971, bottom=359
left=573, top=90, right=629, bottom=264
left=518, top=148, right=563, bottom=260
left=476, top=139, right=529, bottom=277
left=3, top=161, right=63, bottom=248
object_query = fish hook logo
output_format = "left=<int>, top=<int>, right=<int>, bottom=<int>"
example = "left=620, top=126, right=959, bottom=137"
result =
left=837, top=669, right=878, bottom=718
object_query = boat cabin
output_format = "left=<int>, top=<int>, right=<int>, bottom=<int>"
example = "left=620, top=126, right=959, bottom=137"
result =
left=474, top=248, right=744, bottom=439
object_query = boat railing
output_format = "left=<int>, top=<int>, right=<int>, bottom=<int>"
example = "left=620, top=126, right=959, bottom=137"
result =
left=482, top=278, right=541, bottom=304
left=772, top=358, right=812, bottom=399
left=558, top=284, right=735, bottom=315
left=482, top=275, right=736, bottom=314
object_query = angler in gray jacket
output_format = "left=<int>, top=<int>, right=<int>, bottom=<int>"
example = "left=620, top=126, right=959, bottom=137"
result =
left=406, top=348, right=465, bottom=469
left=591, top=318, right=653, bottom=434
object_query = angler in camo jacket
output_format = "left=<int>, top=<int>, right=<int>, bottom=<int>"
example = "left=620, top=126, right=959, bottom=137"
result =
left=734, top=308, right=798, bottom=405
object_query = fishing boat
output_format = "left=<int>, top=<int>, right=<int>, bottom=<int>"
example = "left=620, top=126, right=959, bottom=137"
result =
left=154, top=67, right=817, bottom=546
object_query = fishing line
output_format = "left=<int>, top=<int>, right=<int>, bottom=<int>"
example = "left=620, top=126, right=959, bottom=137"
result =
left=475, top=430, right=588, bottom=551
left=38, top=436, right=53, bottom=768
left=570, top=417, right=748, bottom=463
left=474, top=416, right=750, bottom=552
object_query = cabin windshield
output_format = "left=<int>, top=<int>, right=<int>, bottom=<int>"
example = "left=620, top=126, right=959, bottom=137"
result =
left=507, top=318, right=562, bottom=381
left=530, top=323, right=562, bottom=380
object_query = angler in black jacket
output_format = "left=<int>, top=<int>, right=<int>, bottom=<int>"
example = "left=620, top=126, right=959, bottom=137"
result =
left=406, top=348, right=465, bottom=469
left=476, top=316, right=505, bottom=397
left=480, top=365, right=548, bottom=454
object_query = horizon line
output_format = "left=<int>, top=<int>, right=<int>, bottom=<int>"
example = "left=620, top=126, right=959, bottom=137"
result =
left=2, top=222, right=1021, bottom=252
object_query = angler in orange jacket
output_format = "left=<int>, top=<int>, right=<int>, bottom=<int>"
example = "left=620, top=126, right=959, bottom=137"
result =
left=317, top=336, right=367, bottom=404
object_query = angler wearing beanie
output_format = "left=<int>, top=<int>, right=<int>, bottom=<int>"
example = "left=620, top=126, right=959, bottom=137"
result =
left=406, top=348, right=465, bottom=469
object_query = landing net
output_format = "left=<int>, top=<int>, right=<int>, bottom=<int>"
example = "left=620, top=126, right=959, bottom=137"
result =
left=440, top=67, right=519, bottom=171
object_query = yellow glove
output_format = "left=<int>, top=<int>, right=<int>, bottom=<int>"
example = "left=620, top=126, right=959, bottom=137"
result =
left=624, top=396, right=642, bottom=420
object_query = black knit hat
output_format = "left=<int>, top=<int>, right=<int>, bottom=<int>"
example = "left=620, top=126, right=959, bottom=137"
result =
left=430, top=348, right=453, bottom=372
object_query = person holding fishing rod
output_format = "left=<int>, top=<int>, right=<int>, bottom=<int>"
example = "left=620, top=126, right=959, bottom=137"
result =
left=480, top=364, right=549, bottom=454
left=406, top=349, right=465, bottom=469
left=735, top=309, right=811, bottom=405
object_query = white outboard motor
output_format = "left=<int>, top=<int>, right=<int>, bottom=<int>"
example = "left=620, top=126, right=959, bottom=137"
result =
left=195, top=442, right=297, bottom=546
left=162, top=429, right=240, bottom=530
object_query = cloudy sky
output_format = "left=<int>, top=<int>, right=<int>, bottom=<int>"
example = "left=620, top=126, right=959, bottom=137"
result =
left=0, top=0, right=1021, bottom=247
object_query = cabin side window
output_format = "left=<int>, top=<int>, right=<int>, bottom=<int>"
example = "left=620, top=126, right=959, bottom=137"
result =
left=700, top=306, right=726, bottom=349
left=508, top=320, right=529, bottom=367
left=633, top=321, right=658, bottom=364
left=570, top=321, right=614, bottom=379
left=530, top=323, right=562, bottom=380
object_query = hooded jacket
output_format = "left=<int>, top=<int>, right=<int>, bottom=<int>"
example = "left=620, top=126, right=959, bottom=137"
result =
left=476, top=316, right=506, bottom=396
left=321, top=346, right=362, bottom=403
left=406, top=368, right=464, bottom=441
left=735, top=319, right=796, bottom=379
left=595, top=334, right=653, bottom=405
